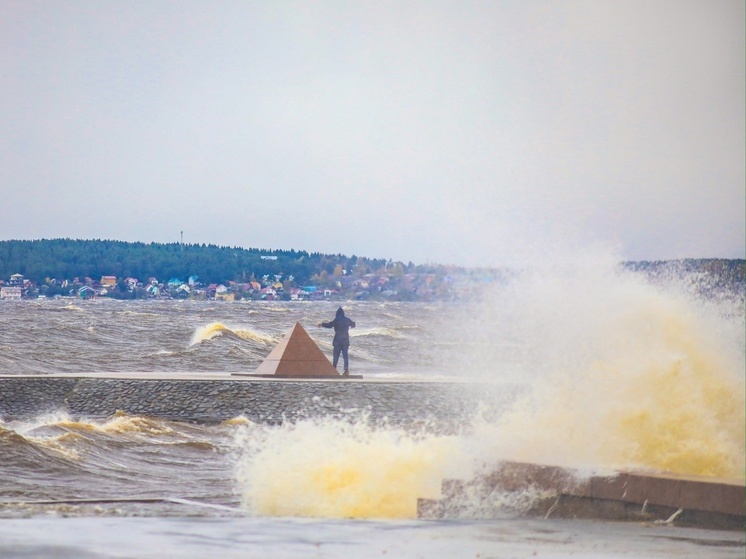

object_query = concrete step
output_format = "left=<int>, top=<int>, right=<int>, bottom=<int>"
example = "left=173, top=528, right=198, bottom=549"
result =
left=418, top=461, right=745, bottom=530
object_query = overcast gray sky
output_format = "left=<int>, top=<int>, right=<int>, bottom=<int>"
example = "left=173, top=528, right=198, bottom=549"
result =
left=1, top=0, right=743, bottom=267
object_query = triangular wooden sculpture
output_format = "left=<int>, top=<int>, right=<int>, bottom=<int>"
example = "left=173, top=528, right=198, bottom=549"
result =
left=253, top=322, right=340, bottom=378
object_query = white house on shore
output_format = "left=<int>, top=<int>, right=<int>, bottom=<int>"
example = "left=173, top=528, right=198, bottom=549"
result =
left=0, top=286, right=22, bottom=300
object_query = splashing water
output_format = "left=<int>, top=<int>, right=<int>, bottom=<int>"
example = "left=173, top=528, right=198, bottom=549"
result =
left=234, top=254, right=744, bottom=519
left=234, top=415, right=474, bottom=519
left=474, top=258, right=745, bottom=478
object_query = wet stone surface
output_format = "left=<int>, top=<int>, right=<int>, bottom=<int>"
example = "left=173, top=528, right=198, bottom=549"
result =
left=0, top=377, right=514, bottom=426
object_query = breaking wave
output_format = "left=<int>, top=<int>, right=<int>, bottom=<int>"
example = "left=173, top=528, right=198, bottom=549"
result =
left=350, top=327, right=407, bottom=339
left=234, top=414, right=471, bottom=519
left=189, top=322, right=275, bottom=346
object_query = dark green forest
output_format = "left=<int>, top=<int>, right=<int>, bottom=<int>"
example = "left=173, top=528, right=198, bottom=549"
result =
left=0, top=238, right=438, bottom=286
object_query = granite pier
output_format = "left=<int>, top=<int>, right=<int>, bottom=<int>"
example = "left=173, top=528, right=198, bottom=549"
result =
left=0, top=373, right=511, bottom=425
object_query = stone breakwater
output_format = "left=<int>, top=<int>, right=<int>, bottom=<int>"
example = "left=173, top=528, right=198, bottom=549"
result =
left=0, top=377, right=515, bottom=425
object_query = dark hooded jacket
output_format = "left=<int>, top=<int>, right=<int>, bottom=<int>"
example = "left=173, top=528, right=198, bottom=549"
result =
left=321, top=307, right=356, bottom=346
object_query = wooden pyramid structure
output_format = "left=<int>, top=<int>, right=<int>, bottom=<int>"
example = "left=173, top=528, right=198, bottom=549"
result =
left=254, top=322, right=337, bottom=377
left=232, top=322, right=362, bottom=379
left=235, top=322, right=359, bottom=379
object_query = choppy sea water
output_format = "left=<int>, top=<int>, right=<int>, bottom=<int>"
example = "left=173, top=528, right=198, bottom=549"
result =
left=0, top=261, right=744, bottom=558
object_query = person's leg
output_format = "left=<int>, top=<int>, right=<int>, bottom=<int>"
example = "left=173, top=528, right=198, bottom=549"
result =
left=332, top=343, right=341, bottom=369
left=342, top=344, right=349, bottom=372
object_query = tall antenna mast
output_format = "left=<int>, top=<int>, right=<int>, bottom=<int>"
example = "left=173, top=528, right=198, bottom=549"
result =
left=180, top=231, right=183, bottom=251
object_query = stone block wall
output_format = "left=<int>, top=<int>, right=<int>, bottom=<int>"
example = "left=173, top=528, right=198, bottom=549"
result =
left=0, top=377, right=515, bottom=426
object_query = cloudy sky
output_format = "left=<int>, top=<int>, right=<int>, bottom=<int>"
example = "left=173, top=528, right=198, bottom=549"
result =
left=1, top=1, right=743, bottom=266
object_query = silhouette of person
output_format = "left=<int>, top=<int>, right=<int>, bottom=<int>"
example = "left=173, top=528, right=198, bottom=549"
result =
left=318, top=307, right=356, bottom=375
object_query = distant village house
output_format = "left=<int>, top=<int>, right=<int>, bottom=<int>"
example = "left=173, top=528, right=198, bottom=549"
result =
left=0, top=286, right=22, bottom=300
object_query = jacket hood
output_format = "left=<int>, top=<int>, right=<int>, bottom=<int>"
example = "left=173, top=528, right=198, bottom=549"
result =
left=335, top=307, right=345, bottom=318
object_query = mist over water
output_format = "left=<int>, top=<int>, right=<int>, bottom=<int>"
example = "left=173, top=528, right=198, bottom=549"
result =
left=467, top=255, right=745, bottom=479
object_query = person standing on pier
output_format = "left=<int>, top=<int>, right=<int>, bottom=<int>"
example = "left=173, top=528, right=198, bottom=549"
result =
left=318, top=307, right=356, bottom=375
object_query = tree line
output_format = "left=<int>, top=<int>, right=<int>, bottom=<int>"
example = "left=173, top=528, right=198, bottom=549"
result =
left=0, top=238, right=455, bottom=286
